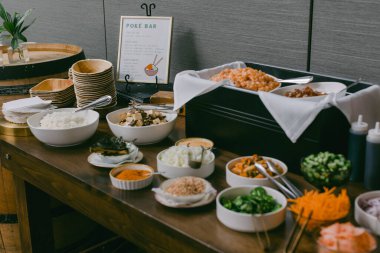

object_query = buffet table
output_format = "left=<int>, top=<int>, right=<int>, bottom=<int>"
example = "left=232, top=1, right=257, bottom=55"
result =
left=0, top=117, right=372, bottom=253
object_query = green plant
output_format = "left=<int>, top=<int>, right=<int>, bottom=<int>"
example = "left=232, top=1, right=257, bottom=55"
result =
left=0, top=2, right=35, bottom=50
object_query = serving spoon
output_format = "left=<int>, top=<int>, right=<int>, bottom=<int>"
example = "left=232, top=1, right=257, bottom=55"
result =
left=74, top=95, right=112, bottom=113
left=274, top=76, right=313, bottom=84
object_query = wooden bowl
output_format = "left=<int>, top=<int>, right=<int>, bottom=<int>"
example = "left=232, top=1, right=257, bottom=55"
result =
left=71, top=59, right=112, bottom=75
left=30, top=79, right=73, bottom=94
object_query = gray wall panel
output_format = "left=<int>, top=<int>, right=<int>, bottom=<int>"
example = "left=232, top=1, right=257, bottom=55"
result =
left=104, top=0, right=310, bottom=82
left=4, top=0, right=106, bottom=59
left=310, top=0, right=380, bottom=84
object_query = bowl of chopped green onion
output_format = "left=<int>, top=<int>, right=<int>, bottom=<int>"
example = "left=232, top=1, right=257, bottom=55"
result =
left=216, top=186, right=287, bottom=232
left=301, top=152, right=351, bottom=189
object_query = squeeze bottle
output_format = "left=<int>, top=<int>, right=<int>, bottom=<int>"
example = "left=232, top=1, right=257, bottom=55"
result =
left=364, top=122, right=380, bottom=190
left=348, top=115, right=368, bottom=182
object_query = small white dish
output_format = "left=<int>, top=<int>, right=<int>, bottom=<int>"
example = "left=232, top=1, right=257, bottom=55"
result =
left=88, top=151, right=143, bottom=168
left=153, top=177, right=217, bottom=208
left=156, top=147, right=215, bottom=179
left=154, top=190, right=217, bottom=208
left=271, top=82, right=346, bottom=101
left=109, top=163, right=154, bottom=190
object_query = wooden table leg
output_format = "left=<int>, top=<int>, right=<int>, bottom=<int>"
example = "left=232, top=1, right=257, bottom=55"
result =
left=13, top=176, right=54, bottom=253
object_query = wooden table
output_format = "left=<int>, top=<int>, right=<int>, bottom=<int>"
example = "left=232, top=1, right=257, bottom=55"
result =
left=0, top=117, right=374, bottom=253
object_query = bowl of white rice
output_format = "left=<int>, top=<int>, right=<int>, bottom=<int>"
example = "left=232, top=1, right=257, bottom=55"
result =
left=157, top=146, right=215, bottom=178
left=27, top=108, right=99, bottom=147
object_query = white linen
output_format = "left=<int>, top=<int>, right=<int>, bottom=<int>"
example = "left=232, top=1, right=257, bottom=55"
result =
left=333, top=85, right=380, bottom=129
left=173, top=61, right=246, bottom=111
left=258, top=91, right=335, bottom=143
left=2, top=97, right=53, bottom=124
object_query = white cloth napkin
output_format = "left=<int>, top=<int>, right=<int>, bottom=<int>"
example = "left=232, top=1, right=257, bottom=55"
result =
left=333, top=85, right=380, bottom=129
left=258, top=91, right=335, bottom=143
left=2, top=97, right=53, bottom=124
left=173, top=61, right=246, bottom=111
left=259, top=85, right=380, bottom=143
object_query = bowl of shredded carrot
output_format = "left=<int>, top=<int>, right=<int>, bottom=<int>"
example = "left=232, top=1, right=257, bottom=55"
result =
left=288, top=187, right=350, bottom=232
left=109, top=163, right=154, bottom=190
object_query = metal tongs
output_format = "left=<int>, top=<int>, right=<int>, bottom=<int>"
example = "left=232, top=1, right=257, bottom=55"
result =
left=254, top=162, right=302, bottom=199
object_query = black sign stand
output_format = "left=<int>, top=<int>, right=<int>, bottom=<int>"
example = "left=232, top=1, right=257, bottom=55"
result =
left=117, top=3, right=164, bottom=103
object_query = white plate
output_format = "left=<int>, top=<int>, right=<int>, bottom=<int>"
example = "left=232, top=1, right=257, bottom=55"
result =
left=88, top=151, right=143, bottom=168
left=154, top=190, right=217, bottom=208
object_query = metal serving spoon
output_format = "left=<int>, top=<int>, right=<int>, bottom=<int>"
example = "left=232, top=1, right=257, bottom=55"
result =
left=188, top=146, right=205, bottom=169
left=274, top=76, right=313, bottom=84
left=74, top=95, right=112, bottom=113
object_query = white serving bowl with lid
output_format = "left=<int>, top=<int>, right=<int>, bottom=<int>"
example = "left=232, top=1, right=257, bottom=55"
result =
left=216, top=185, right=287, bottom=232
left=106, top=107, right=177, bottom=145
left=156, top=146, right=215, bottom=179
left=27, top=108, right=99, bottom=147
left=226, top=156, right=288, bottom=188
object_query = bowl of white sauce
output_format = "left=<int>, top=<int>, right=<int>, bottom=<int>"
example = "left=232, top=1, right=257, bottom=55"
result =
left=27, top=108, right=99, bottom=147
left=157, top=146, right=215, bottom=178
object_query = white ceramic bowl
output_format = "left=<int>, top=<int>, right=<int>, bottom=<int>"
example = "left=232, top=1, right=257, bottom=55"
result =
left=226, top=156, right=288, bottom=188
left=109, top=163, right=154, bottom=190
left=106, top=108, right=177, bottom=145
left=355, top=191, right=380, bottom=236
left=157, top=149, right=215, bottom=179
left=216, top=185, right=287, bottom=232
left=271, top=82, right=347, bottom=101
left=27, top=108, right=99, bottom=147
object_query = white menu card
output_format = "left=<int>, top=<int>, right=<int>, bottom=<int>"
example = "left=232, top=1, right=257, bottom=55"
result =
left=117, top=16, right=173, bottom=84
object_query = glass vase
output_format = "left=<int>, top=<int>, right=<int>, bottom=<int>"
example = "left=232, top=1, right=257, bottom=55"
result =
left=7, top=43, right=30, bottom=64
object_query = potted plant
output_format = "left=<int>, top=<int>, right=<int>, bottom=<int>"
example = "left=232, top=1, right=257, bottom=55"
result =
left=0, top=2, right=35, bottom=63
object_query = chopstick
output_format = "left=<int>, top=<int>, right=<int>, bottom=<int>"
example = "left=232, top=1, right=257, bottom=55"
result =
left=284, top=209, right=313, bottom=253
left=254, top=214, right=271, bottom=252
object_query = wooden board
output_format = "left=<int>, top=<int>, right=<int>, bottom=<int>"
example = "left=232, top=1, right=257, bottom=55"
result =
left=0, top=43, right=84, bottom=83
left=4, top=0, right=106, bottom=59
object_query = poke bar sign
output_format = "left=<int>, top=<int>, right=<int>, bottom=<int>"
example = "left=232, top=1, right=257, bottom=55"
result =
left=117, top=16, right=173, bottom=84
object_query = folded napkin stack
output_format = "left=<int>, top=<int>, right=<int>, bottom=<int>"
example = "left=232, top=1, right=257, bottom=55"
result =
left=2, top=97, right=54, bottom=124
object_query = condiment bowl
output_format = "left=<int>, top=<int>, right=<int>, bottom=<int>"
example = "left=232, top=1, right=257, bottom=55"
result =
left=226, top=156, right=288, bottom=188
left=106, top=107, right=177, bottom=145
left=175, top=137, right=214, bottom=149
left=355, top=191, right=380, bottom=236
left=271, top=82, right=346, bottom=101
left=27, top=108, right=99, bottom=147
left=109, top=163, right=154, bottom=190
left=153, top=176, right=215, bottom=204
left=216, top=185, right=287, bottom=232
left=156, top=147, right=215, bottom=179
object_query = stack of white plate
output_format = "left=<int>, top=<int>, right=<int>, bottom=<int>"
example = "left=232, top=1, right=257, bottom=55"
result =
left=30, top=79, right=75, bottom=108
left=71, top=59, right=117, bottom=111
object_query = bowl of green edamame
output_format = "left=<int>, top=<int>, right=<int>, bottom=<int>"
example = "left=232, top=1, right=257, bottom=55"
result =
left=301, top=152, right=351, bottom=189
left=216, top=186, right=287, bottom=232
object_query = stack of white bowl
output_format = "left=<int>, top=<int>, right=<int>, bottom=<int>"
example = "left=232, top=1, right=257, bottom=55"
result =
left=71, top=59, right=117, bottom=112
left=30, top=79, right=75, bottom=108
